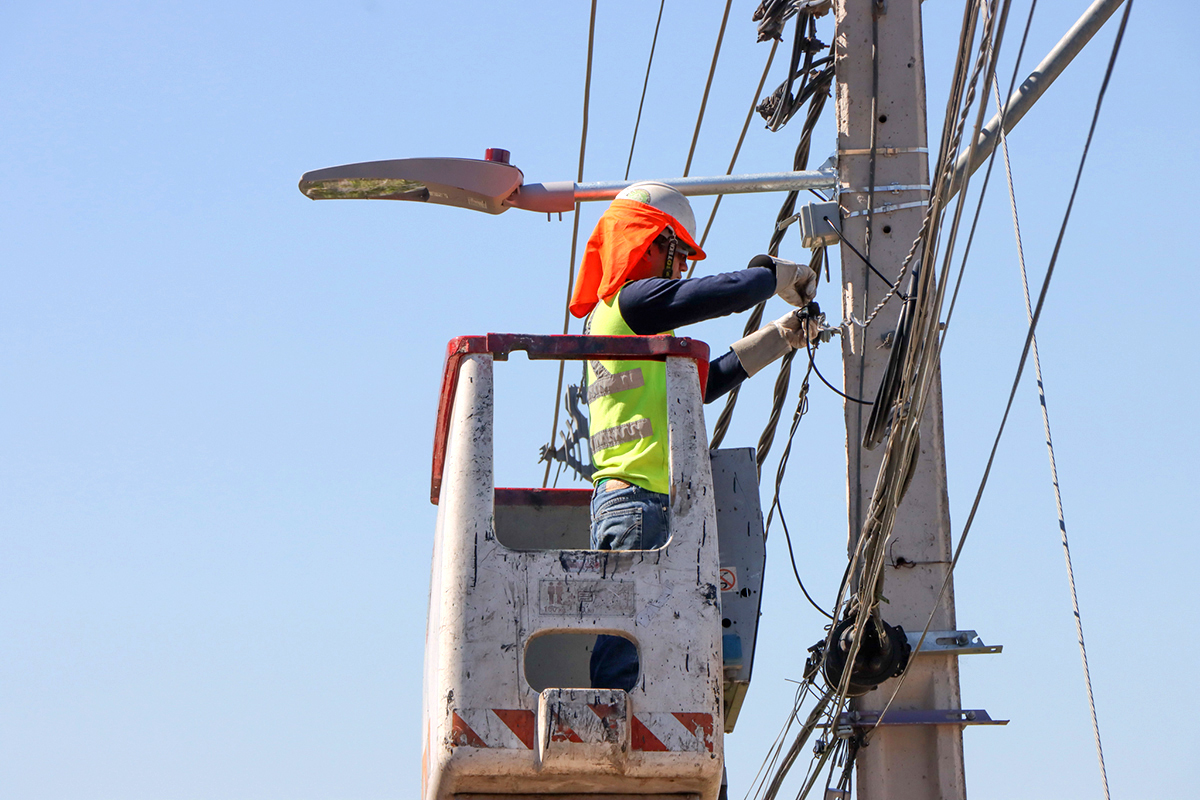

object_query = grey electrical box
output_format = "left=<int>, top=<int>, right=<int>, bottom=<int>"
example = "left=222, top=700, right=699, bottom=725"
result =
left=710, top=447, right=766, bottom=733
left=800, top=200, right=840, bottom=248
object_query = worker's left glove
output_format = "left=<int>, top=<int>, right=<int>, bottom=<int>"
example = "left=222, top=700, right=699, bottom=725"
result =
left=731, top=310, right=807, bottom=377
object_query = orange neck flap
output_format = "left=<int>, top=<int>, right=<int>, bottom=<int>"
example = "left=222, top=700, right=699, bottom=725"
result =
left=569, top=199, right=706, bottom=318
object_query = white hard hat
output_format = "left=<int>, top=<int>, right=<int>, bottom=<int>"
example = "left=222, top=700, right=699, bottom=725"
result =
left=616, top=181, right=698, bottom=244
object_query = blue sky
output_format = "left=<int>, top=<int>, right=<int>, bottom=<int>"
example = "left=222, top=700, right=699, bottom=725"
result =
left=2, top=2, right=1195, bottom=799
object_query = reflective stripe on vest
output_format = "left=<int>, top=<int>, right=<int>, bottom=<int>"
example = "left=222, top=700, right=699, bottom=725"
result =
left=587, top=362, right=645, bottom=403
left=585, top=288, right=673, bottom=494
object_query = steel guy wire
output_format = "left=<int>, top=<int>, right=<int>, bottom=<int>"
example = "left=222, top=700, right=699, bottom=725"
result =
left=683, top=0, right=734, bottom=178
left=867, top=0, right=1132, bottom=747
left=623, top=0, right=665, bottom=181
left=991, top=39, right=1112, bottom=800
left=542, top=0, right=597, bottom=488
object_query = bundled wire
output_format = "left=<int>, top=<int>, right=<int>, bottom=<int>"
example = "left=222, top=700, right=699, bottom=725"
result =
left=753, top=0, right=833, bottom=43
left=833, top=0, right=1010, bottom=732
left=867, top=1, right=1133, bottom=783
left=757, top=24, right=830, bottom=132
left=709, top=9, right=832, bottom=450
left=751, top=3, right=1021, bottom=798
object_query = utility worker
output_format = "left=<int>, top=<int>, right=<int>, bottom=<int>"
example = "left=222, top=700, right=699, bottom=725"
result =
left=569, top=182, right=818, bottom=690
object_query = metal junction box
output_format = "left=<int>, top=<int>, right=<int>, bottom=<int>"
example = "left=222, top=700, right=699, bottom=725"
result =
left=800, top=200, right=841, bottom=248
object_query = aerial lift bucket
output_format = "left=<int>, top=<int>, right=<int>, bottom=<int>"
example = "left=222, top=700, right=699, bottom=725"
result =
left=423, top=334, right=728, bottom=800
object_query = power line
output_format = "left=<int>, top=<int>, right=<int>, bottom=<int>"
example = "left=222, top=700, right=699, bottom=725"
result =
left=820, top=0, right=1010, bottom=757
left=683, top=0, right=734, bottom=177
left=624, top=0, right=666, bottom=181
left=542, top=0, right=598, bottom=488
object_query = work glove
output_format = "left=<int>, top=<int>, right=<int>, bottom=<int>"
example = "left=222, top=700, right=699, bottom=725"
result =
left=731, top=310, right=808, bottom=377
left=748, top=254, right=818, bottom=308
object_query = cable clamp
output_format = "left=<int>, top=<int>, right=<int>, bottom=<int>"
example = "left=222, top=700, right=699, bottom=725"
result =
left=840, top=182, right=930, bottom=194
left=838, top=146, right=928, bottom=156
left=844, top=200, right=929, bottom=219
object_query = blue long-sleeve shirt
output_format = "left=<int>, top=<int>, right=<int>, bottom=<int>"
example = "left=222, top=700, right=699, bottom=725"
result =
left=616, top=265, right=776, bottom=402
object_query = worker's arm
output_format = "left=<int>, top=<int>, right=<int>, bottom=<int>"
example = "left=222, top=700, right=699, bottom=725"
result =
left=618, top=267, right=777, bottom=331
left=618, top=266, right=778, bottom=403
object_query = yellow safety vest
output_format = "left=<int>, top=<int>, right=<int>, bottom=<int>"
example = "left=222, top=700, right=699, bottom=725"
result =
left=586, top=287, right=673, bottom=495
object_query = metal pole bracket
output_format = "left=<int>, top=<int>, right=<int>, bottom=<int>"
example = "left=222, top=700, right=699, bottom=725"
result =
left=906, top=629, right=1002, bottom=656
left=833, top=708, right=1009, bottom=734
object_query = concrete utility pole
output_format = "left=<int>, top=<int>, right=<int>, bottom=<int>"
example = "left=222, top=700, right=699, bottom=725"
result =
left=834, top=1, right=967, bottom=799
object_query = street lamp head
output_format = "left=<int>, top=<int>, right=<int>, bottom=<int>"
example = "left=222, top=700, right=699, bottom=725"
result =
left=298, top=154, right=524, bottom=215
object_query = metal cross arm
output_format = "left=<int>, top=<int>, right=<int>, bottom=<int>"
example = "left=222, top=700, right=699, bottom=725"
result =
left=298, top=151, right=837, bottom=215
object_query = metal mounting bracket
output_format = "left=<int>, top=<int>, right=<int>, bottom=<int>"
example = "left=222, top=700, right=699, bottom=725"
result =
left=907, top=629, right=1002, bottom=656
left=832, top=708, right=1008, bottom=735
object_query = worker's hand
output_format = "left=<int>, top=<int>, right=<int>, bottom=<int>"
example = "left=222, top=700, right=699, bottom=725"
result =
left=777, top=261, right=818, bottom=307
left=772, top=308, right=823, bottom=348
left=749, top=255, right=818, bottom=308
left=771, top=310, right=807, bottom=349
left=733, top=309, right=813, bottom=376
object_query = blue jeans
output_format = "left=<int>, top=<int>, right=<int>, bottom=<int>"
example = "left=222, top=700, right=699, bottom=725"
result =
left=589, top=481, right=670, bottom=690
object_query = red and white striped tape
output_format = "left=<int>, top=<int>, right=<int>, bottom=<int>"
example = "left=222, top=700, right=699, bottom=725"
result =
left=449, top=709, right=713, bottom=753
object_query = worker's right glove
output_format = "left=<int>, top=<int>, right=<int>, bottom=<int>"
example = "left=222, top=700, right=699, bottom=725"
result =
left=749, top=255, right=818, bottom=308
left=731, top=310, right=809, bottom=377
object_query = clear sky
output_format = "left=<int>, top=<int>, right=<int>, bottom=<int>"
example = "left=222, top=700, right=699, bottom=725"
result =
left=2, top=2, right=1195, bottom=799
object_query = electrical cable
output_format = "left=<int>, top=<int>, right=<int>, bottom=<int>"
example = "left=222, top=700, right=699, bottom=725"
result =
left=760, top=359, right=834, bottom=619
left=805, top=334, right=873, bottom=405
left=822, top=215, right=908, bottom=299
left=542, top=0, right=598, bottom=487
left=779, top=506, right=834, bottom=620
left=624, top=0, right=666, bottom=181
left=867, top=0, right=1133, bottom=752
left=683, top=0, right=734, bottom=177
left=862, top=0, right=1002, bottom=451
